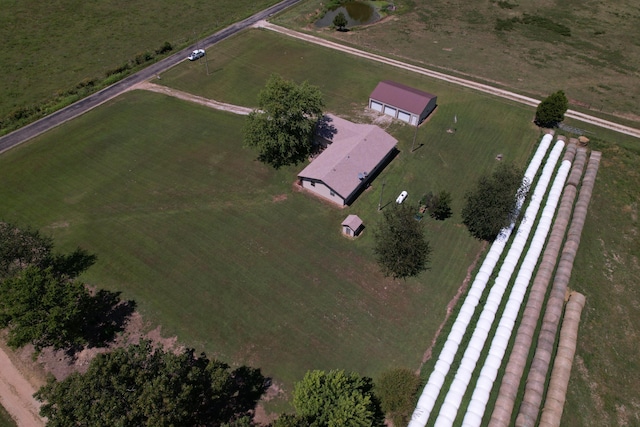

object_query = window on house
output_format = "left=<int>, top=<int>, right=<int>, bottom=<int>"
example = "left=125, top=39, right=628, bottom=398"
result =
left=310, top=181, right=315, bottom=187
left=330, top=190, right=335, bottom=196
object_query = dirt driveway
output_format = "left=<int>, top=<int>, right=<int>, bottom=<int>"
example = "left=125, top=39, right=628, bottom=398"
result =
left=0, top=345, right=44, bottom=426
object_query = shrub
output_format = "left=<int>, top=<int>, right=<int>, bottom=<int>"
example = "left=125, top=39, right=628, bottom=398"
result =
left=495, top=17, right=519, bottom=31
left=156, top=41, right=173, bottom=55
left=535, top=90, right=569, bottom=128
left=375, top=368, right=421, bottom=426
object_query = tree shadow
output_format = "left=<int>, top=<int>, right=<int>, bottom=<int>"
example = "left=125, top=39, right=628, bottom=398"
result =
left=213, top=366, right=269, bottom=423
left=316, top=115, right=338, bottom=141
left=73, top=289, right=136, bottom=352
left=229, top=366, right=269, bottom=415
left=52, top=247, right=97, bottom=279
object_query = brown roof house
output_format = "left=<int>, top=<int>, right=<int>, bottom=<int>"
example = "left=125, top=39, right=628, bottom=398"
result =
left=369, top=80, right=437, bottom=126
left=298, top=114, right=397, bottom=206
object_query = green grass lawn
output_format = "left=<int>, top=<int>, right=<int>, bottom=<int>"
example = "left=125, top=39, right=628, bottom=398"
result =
left=275, top=0, right=640, bottom=123
left=0, top=0, right=279, bottom=128
left=0, top=68, right=538, bottom=400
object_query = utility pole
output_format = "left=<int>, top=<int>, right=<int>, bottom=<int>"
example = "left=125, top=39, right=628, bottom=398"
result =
left=378, top=180, right=386, bottom=211
left=411, top=123, right=419, bottom=152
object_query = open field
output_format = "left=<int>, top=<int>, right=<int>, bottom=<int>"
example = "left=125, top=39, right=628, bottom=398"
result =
left=274, top=0, right=640, bottom=122
left=562, top=134, right=640, bottom=426
left=0, top=0, right=279, bottom=131
left=1, top=8, right=638, bottom=424
left=0, top=44, right=539, bottom=404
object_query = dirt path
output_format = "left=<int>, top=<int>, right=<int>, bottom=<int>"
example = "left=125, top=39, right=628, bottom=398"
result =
left=133, top=81, right=253, bottom=115
left=0, top=346, right=45, bottom=426
left=254, top=21, right=640, bottom=139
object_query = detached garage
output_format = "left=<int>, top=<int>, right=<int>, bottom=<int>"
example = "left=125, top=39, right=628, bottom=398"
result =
left=369, top=80, right=437, bottom=126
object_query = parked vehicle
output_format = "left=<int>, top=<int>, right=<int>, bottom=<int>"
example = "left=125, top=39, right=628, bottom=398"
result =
left=396, top=191, right=408, bottom=204
left=188, top=49, right=205, bottom=61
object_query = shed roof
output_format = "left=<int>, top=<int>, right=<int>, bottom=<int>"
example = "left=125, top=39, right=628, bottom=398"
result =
left=369, top=80, right=437, bottom=115
left=342, top=214, right=363, bottom=230
left=298, top=114, right=397, bottom=200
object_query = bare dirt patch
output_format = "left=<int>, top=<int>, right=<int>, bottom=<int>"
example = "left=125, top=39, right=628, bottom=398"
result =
left=0, top=310, right=180, bottom=426
left=253, top=381, right=287, bottom=425
left=35, top=311, right=181, bottom=381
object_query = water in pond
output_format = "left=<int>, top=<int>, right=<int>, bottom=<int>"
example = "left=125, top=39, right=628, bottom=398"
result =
left=315, top=2, right=380, bottom=28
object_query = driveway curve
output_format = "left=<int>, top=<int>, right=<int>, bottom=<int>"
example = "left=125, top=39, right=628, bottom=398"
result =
left=0, top=0, right=301, bottom=155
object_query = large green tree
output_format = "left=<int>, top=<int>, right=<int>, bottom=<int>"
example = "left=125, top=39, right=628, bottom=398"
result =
left=375, top=368, right=421, bottom=427
left=292, top=370, right=384, bottom=427
left=36, top=340, right=266, bottom=426
left=0, top=266, right=90, bottom=350
left=461, top=163, right=528, bottom=241
left=0, top=221, right=96, bottom=280
left=428, top=190, right=453, bottom=221
left=374, top=203, right=432, bottom=279
left=244, top=74, right=324, bottom=169
left=534, top=90, right=569, bottom=128
left=0, top=222, right=132, bottom=351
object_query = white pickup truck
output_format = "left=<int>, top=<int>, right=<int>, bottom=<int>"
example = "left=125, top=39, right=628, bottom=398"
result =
left=187, top=49, right=205, bottom=61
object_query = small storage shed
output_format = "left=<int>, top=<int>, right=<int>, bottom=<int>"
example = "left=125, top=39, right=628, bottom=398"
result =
left=369, top=80, right=437, bottom=126
left=342, top=214, right=364, bottom=237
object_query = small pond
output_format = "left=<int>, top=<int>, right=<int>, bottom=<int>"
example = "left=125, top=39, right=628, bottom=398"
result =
left=315, top=2, right=380, bottom=28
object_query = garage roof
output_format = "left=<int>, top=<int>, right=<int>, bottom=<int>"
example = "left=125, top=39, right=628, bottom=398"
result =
left=298, top=114, right=397, bottom=200
left=370, top=80, right=436, bottom=115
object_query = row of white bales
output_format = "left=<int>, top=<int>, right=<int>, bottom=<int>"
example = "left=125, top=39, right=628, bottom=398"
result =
left=410, top=133, right=600, bottom=427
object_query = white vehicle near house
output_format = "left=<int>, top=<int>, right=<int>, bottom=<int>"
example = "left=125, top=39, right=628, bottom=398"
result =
left=188, top=49, right=205, bottom=61
left=396, top=191, right=408, bottom=204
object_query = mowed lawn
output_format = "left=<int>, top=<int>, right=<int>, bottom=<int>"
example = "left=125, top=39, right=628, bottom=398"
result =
left=158, top=27, right=640, bottom=423
left=0, top=70, right=538, bottom=398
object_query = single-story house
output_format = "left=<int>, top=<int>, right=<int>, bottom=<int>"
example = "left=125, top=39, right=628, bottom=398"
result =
left=298, top=114, right=397, bottom=206
left=342, top=214, right=364, bottom=237
left=369, top=80, right=437, bottom=126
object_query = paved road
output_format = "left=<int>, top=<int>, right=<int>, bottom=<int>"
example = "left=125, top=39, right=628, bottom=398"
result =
left=0, top=0, right=301, bottom=155
left=255, top=21, right=640, bottom=140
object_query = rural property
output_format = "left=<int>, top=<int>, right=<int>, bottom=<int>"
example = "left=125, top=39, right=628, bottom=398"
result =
left=0, top=0, right=639, bottom=426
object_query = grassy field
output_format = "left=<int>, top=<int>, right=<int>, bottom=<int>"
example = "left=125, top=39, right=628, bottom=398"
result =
left=0, top=38, right=539, bottom=405
left=274, top=0, right=640, bottom=123
left=561, top=131, right=640, bottom=426
left=0, top=0, right=278, bottom=131
left=2, top=6, right=638, bottom=424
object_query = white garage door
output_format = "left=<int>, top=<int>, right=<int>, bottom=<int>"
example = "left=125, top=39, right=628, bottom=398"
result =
left=383, top=106, right=397, bottom=117
left=410, top=115, right=418, bottom=125
left=370, top=100, right=383, bottom=112
left=397, top=111, right=411, bottom=123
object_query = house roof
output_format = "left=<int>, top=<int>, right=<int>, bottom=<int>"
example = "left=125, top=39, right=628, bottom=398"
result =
left=369, top=80, right=437, bottom=115
left=298, top=114, right=397, bottom=200
left=342, top=214, right=363, bottom=230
